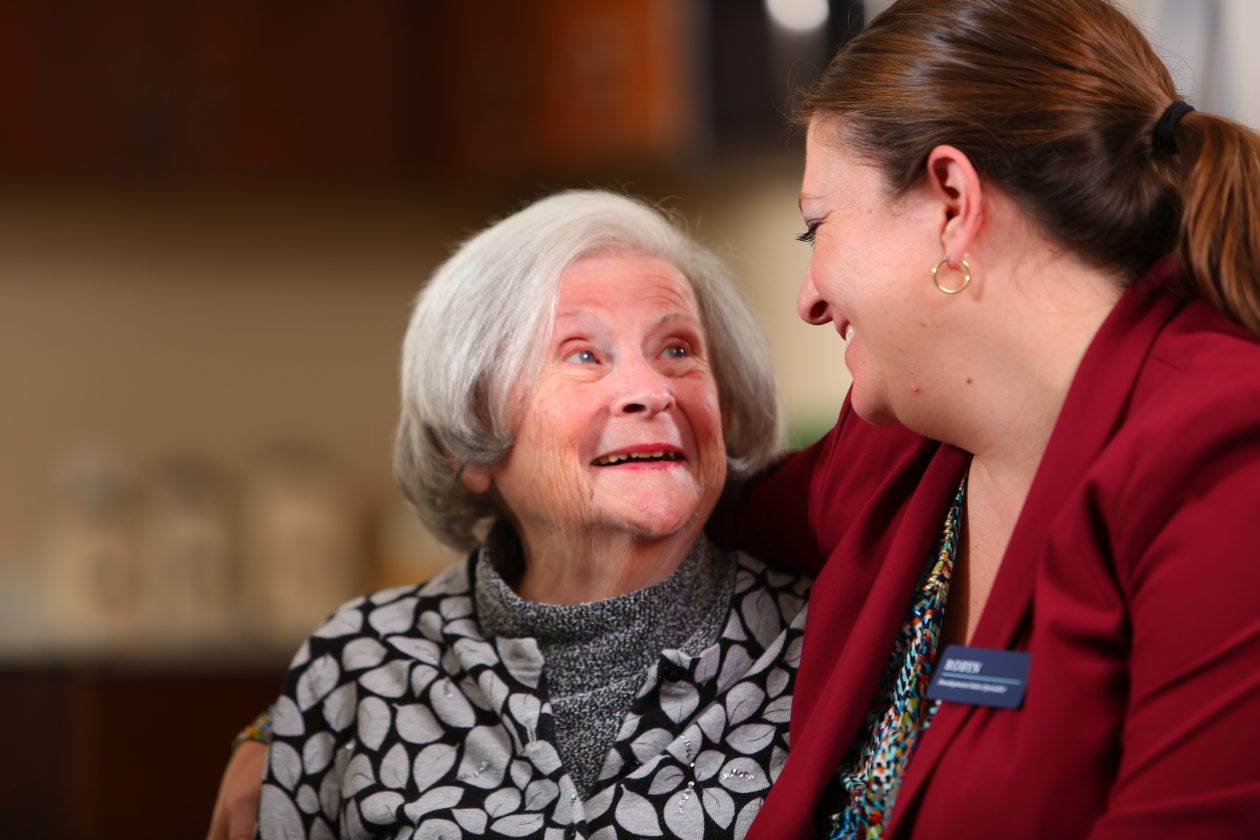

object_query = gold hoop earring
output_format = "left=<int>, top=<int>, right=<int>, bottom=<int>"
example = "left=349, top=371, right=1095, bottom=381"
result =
left=932, top=257, right=971, bottom=295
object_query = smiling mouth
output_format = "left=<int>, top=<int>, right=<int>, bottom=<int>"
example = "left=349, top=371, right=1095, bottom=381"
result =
left=592, top=450, right=685, bottom=467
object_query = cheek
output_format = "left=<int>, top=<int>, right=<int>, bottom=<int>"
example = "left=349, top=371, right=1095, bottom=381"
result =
left=678, top=381, right=726, bottom=464
left=522, top=380, right=599, bottom=457
left=505, top=386, right=595, bottom=508
left=818, top=213, right=926, bottom=312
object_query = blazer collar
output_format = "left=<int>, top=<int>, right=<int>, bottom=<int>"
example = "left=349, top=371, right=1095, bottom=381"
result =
left=886, top=255, right=1184, bottom=835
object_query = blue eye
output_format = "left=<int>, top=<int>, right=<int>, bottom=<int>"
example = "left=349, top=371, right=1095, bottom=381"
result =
left=663, top=345, right=689, bottom=359
left=565, top=349, right=599, bottom=364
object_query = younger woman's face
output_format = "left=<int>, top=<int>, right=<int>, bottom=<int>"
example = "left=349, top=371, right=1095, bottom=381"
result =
left=796, top=119, right=964, bottom=429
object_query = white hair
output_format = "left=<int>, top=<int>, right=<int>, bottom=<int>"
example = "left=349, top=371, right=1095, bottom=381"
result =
left=394, top=189, right=784, bottom=550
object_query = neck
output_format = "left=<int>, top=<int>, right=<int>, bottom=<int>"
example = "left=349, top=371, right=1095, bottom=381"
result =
left=949, top=250, right=1124, bottom=495
left=509, top=521, right=700, bottom=605
left=937, top=249, right=1123, bottom=646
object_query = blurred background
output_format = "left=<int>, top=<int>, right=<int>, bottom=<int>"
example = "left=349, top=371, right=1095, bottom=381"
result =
left=0, top=1, right=1255, bottom=836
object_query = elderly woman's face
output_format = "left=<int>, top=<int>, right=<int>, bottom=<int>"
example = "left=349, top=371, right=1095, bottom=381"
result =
left=487, top=252, right=727, bottom=545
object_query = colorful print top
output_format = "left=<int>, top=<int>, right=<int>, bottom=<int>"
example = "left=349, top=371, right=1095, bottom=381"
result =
left=822, top=479, right=966, bottom=839
left=256, top=545, right=810, bottom=840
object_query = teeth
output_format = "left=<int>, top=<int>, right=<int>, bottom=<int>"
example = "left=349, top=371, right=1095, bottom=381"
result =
left=844, top=324, right=855, bottom=342
left=594, top=451, right=680, bottom=466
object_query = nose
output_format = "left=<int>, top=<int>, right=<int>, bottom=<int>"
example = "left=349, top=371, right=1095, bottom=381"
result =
left=797, top=271, right=832, bottom=326
left=617, top=359, right=676, bottom=418
left=621, top=392, right=674, bottom=416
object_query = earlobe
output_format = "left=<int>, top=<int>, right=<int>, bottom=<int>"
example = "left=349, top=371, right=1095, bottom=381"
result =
left=458, top=463, right=492, bottom=494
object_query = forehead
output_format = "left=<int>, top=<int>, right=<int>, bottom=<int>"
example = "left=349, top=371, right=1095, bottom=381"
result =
left=802, top=119, right=879, bottom=204
left=556, top=252, right=700, bottom=318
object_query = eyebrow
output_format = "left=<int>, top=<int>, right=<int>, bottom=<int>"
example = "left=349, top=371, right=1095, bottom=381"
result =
left=654, top=312, right=698, bottom=328
left=555, top=310, right=698, bottom=327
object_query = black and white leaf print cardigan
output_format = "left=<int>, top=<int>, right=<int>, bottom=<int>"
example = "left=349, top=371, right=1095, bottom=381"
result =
left=258, top=548, right=809, bottom=839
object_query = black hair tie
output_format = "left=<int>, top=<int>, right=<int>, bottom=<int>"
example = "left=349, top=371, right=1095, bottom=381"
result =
left=1153, top=100, right=1195, bottom=153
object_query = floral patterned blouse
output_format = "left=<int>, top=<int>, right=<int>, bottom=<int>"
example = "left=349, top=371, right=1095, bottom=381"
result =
left=257, top=547, right=809, bottom=839
left=822, top=479, right=966, bottom=839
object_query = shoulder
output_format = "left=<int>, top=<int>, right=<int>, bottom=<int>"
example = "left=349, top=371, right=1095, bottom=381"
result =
left=725, top=551, right=811, bottom=642
left=288, top=559, right=475, bottom=666
left=1145, top=297, right=1260, bottom=400
left=731, top=552, right=811, bottom=598
left=1117, top=299, right=1260, bottom=460
left=272, top=559, right=484, bottom=731
left=1096, top=305, right=1260, bottom=562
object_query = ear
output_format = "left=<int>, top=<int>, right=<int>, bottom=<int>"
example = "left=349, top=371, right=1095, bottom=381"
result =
left=458, top=463, right=492, bottom=495
left=925, top=145, right=984, bottom=268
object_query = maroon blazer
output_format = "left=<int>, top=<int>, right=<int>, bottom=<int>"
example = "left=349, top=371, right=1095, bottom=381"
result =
left=715, top=257, right=1260, bottom=838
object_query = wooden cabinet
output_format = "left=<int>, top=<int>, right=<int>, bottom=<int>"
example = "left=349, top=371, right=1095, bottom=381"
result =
left=0, top=658, right=286, bottom=839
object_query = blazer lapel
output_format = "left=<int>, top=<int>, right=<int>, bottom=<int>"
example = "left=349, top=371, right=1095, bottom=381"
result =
left=886, top=257, right=1183, bottom=836
left=752, top=443, right=969, bottom=839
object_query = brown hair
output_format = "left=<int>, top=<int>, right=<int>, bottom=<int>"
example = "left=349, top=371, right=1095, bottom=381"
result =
left=798, top=0, right=1260, bottom=336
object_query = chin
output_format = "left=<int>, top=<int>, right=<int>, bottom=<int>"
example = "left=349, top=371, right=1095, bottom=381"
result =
left=606, top=499, right=703, bottom=542
left=623, top=513, right=697, bottom=541
left=849, top=387, right=897, bottom=427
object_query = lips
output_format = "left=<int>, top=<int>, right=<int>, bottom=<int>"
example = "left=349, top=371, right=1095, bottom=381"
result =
left=592, top=443, right=686, bottom=467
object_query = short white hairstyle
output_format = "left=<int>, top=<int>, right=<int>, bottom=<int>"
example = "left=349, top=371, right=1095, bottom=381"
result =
left=394, top=189, right=783, bottom=550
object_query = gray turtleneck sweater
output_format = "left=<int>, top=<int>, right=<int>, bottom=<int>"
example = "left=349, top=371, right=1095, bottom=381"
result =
left=473, top=523, right=735, bottom=797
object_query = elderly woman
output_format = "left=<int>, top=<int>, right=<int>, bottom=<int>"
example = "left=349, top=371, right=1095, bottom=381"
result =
left=213, top=190, right=810, bottom=840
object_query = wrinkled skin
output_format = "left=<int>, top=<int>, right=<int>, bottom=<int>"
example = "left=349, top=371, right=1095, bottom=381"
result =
left=463, top=252, right=728, bottom=601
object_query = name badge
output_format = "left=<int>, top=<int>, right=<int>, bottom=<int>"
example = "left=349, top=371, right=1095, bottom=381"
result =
left=926, top=644, right=1031, bottom=710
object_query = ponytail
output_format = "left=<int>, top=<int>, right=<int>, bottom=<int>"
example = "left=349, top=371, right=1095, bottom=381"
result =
left=1176, top=112, right=1260, bottom=336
